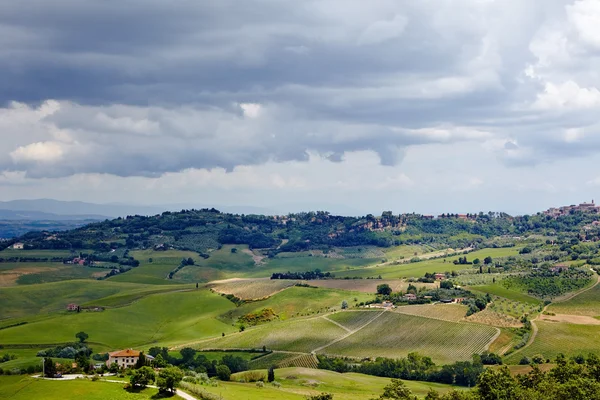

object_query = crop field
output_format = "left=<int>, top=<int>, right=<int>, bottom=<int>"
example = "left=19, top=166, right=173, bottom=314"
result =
left=486, top=297, right=540, bottom=319
left=452, top=272, right=512, bottom=286
left=0, top=376, right=159, bottom=400
left=326, top=310, right=384, bottom=331
left=471, top=283, right=542, bottom=305
left=0, top=261, right=103, bottom=287
left=0, top=289, right=237, bottom=350
left=548, top=279, right=600, bottom=317
left=465, top=308, right=523, bottom=328
left=333, top=247, right=521, bottom=280
left=248, top=351, right=300, bottom=369
left=278, top=353, right=319, bottom=369
left=321, top=312, right=499, bottom=364
left=208, top=278, right=298, bottom=299
left=204, top=367, right=464, bottom=400
left=196, top=316, right=347, bottom=353
left=305, top=279, right=437, bottom=294
left=383, top=245, right=432, bottom=260
left=504, top=321, right=600, bottom=363
left=218, top=286, right=374, bottom=323
left=488, top=328, right=520, bottom=355
left=393, top=304, right=468, bottom=322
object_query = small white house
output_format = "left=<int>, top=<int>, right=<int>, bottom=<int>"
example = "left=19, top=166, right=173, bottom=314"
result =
left=11, top=243, right=24, bottom=250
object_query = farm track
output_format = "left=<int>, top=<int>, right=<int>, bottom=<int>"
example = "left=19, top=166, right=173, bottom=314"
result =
left=311, top=310, right=386, bottom=354
left=509, top=271, right=599, bottom=358
left=322, top=316, right=352, bottom=333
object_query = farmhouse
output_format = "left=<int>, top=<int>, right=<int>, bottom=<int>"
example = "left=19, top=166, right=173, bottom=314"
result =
left=11, top=242, right=24, bottom=250
left=403, top=293, right=417, bottom=301
left=434, top=273, right=446, bottom=280
left=67, top=303, right=79, bottom=311
left=106, top=349, right=141, bottom=368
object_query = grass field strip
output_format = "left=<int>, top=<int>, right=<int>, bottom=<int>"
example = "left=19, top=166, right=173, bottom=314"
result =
left=507, top=272, right=599, bottom=359
left=312, top=310, right=386, bottom=354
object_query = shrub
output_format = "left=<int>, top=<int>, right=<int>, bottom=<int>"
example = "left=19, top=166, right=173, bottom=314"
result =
left=216, top=365, right=231, bottom=381
left=519, top=357, right=531, bottom=365
left=236, top=370, right=266, bottom=382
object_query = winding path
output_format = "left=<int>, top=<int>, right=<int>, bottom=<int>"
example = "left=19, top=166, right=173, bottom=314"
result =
left=508, top=271, right=600, bottom=358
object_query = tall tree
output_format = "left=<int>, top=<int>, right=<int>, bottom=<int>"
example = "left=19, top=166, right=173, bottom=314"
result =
left=75, top=331, right=89, bottom=343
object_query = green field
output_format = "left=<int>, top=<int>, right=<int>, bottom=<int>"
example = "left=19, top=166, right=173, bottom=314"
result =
left=208, top=278, right=298, bottom=300
left=0, top=289, right=236, bottom=350
left=471, top=283, right=542, bottom=305
left=219, top=286, right=374, bottom=324
left=0, top=249, right=75, bottom=258
left=322, top=312, right=499, bottom=364
left=0, top=280, right=185, bottom=320
left=548, top=280, right=600, bottom=317
left=327, top=310, right=384, bottom=331
left=197, top=316, right=347, bottom=353
left=504, top=321, right=600, bottom=363
left=333, top=248, right=521, bottom=279
left=109, top=249, right=201, bottom=285
left=197, top=367, right=464, bottom=400
left=242, top=254, right=379, bottom=278
left=0, top=376, right=158, bottom=400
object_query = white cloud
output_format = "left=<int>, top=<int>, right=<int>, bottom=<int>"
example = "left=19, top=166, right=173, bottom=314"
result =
left=567, top=0, right=600, bottom=49
left=239, top=103, right=262, bottom=118
left=532, top=81, right=600, bottom=110
left=10, top=142, right=65, bottom=163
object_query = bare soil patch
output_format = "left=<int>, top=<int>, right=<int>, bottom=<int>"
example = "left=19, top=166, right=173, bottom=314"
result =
left=306, top=279, right=437, bottom=293
left=539, top=313, right=600, bottom=325
left=242, top=249, right=266, bottom=265
left=0, top=267, right=53, bottom=287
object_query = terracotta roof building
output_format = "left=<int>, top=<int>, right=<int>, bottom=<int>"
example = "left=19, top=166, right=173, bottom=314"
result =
left=106, top=349, right=141, bottom=368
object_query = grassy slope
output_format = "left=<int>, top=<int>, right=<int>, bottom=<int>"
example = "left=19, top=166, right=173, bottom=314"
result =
left=109, top=249, right=201, bottom=285
left=242, top=255, right=379, bottom=278
left=323, top=312, right=498, bottom=364
left=333, top=248, right=521, bottom=279
left=0, top=249, right=74, bottom=258
left=204, top=367, right=463, bottom=400
left=0, top=280, right=181, bottom=321
left=548, top=280, right=600, bottom=317
left=0, top=376, right=158, bottom=400
left=196, top=317, right=347, bottom=353
left=0, top=289, right=236, bottom=350
left=470, top=283, right=542, bottom=305
left=219, top=286, right=374, bottom=323
left=504, top=321, right=600, bottom=363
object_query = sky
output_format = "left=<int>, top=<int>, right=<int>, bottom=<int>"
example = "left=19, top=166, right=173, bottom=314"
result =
left=2, top=0, right=600, bottom=216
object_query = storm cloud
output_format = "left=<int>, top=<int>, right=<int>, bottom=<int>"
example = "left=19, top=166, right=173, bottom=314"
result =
left=1, top=0, right=600, bottom=213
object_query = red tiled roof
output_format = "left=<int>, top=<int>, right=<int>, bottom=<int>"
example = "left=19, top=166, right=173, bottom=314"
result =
left=109, top=349, right=140, bottom=357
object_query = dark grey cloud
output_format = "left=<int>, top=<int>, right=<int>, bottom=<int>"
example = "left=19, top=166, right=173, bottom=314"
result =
left=2, top=0, right=600, bottom=179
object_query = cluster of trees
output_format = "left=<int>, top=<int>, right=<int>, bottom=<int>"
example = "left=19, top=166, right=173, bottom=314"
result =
left=147, top=347, right=251, bottom=377
left=238, top=308, right=278, bottom=326
left=463, top=294, right=492, bottom=316
left=167, top=257, right=195, bottom=279
left=271, top=269, right=334, bottom=280
left=317, top=352, right=497, bottom=387
left=503, top=268, right=593, bottom=299
left=369, top=354, right=600, bottom=400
